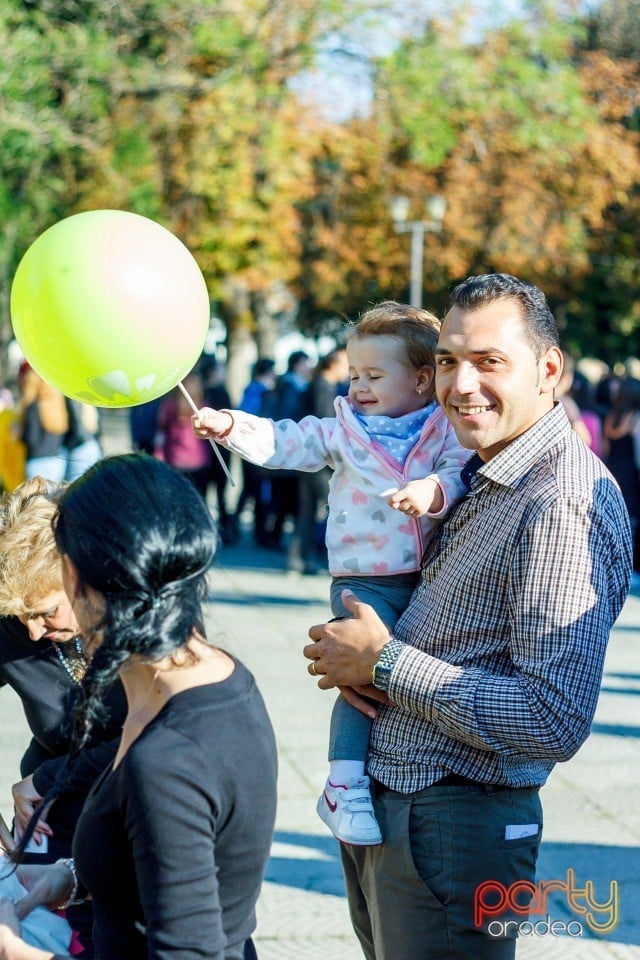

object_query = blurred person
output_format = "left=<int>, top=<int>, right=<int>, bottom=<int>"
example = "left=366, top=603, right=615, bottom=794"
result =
left=155, top=373, right=211, bottom=499
left=237, top=359, right=276, bottom=418
left=0, top=385, right=14, bottom=413
left=18, top=367, right=68, bottom=484
left=233, top=360, right=276, bottom=545
left=555, top=352, right=592, bottom=447
left=0, top=453, right=277, bottom=960
left=570, top=371, right=603, bottom=459
left=200, top=357, right=236, bottom=545
left=305, top=349, right=349, bottom=420
left=259, top=350, right=312, bottom=422
left=64, top=402, right=102, bottom=483
left=0, top=477, right=127, bottom=956
left=602, top=376, right=640, bottom=566
left=258, top=351, right=313, bottom=551
left=129, top=398, right=162, bottom=455
left=0, top=393, right=25, bottom=493
left=287, top=349, right=349, bottom=575
left=595, top=373, right=620, bottom=421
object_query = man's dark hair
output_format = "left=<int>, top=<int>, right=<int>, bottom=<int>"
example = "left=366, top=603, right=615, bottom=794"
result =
left=449, top=274, right=560, bottom=358
left=287, top=350, right=309, bottom=373
left=252, top=358, right=275, bottom=378
left=313, top=348, right=346, bottom=378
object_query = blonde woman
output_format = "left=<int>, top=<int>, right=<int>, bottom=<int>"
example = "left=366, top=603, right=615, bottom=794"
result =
left=18, top=368, right=68, bottom=483
left=0, top=478, right=126, bottom=956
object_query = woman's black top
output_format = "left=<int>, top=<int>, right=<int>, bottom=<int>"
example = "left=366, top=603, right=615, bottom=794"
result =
left=74, top=660, right=277, bottom=960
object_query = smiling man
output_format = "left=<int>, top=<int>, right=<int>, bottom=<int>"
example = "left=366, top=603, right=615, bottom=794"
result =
left=305, top=273, right=632, bottom=959
left=435, top=293, right=560, bottom=459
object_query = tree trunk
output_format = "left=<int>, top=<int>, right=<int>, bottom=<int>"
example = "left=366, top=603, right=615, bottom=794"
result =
left=220, top=278, right=256, bottom=405
left=252, top=289, right=279, bottom=360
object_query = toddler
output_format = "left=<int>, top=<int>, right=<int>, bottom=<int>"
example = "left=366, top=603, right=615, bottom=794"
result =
left=192, top=302, right=470, bottom=844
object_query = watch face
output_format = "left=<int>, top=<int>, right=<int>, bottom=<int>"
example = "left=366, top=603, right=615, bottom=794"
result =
left=373, top=637, right=402, bottom=690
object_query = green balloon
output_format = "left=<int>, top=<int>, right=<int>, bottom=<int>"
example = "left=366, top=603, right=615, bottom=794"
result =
left=10, top=210, right=210, bottom=407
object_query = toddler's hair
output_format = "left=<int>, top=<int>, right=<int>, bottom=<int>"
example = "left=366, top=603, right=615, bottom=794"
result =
left=350, top=301, right=440, bottom=372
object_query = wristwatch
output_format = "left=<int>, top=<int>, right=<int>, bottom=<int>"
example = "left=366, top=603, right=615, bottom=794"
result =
left=371, top=636, right=403, bottom=692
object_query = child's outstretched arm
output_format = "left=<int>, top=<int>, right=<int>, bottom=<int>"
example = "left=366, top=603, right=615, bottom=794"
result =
left=192, top=404, right=335, bottom=474
left=191, top=407, right=234, bottom=440
left=388, top=477, right=444, bottom=517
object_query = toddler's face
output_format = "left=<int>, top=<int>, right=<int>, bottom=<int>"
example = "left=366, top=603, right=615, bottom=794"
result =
left=347, top=336, right=432, bottom=418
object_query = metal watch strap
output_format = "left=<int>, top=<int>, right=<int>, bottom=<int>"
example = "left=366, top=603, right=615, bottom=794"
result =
left=372, top=636, right=403, bottom=691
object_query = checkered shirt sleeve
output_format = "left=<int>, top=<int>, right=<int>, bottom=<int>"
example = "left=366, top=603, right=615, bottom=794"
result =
left=366, top=404, right=632, bottom=793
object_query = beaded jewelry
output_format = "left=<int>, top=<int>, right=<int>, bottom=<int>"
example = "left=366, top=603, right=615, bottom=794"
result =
left=55, top=858, right=83, bottom=908
left=52, top=637, right=88, bottom=684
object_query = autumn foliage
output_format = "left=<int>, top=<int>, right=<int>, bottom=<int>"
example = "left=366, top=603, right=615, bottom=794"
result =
left=0, top=0, right=638, bottom=370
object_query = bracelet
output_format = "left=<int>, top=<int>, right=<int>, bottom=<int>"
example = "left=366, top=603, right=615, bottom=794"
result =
left=371, top=636, right=404, bottom=691
left=55, top=857, right=82, bottom=909
left=216, top=411, right=235, bottom=439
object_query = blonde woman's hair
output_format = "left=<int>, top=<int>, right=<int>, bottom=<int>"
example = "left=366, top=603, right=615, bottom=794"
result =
left=350, top=301, right=440, bottom=371
left=0, top=477, right=66, bottom=616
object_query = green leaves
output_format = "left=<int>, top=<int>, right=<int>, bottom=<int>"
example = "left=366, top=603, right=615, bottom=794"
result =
left=0, top=0, right=638, bottom=368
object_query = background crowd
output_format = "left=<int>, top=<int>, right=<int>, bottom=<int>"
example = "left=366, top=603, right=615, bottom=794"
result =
left=2, top=346, right=640, bottom=575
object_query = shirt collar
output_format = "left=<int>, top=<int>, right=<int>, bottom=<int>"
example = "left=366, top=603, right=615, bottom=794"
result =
left=471, top=402, right=571, bottom=490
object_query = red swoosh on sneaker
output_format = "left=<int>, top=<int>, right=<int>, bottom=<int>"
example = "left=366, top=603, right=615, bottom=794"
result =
left=324, top=790, right=338, bottom=813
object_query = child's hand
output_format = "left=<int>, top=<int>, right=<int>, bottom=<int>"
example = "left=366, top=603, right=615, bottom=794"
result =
left=388, top=478, right=444, bottom=517
left=191, top=407, right=233, bottom=439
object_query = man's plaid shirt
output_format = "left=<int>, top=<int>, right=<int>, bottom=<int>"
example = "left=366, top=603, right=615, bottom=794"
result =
left=367, top=403, right=632, bottom=793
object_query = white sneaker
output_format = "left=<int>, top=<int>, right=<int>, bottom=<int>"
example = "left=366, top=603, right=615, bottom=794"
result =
left=316, top=776, right=383, bottom=845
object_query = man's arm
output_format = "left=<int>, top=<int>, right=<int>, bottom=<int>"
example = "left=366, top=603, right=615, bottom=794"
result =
left=388, top=497, right=628, bottom=762
left=196, top=408, right=335, bottom=473
left=308, top=495, right=630, bottom=763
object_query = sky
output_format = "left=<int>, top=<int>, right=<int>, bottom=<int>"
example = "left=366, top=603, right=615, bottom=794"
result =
left=289, top=0, right=529, bottom=121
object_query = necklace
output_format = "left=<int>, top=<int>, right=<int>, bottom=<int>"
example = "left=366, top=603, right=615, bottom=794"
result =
left=52, top=637, right=89, bottom=684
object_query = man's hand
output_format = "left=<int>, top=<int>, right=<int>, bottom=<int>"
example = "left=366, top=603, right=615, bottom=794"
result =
left=305, top=590, right=393, bottom=692
left=11, top=776, right=52, bottom=842
left=191, top=407, right=232, bottom=440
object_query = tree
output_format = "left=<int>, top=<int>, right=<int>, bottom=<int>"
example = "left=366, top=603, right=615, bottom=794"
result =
left=358, top=6, right=639, bottom=350
left=585, top=0, right=640, bottom=60
left=2, top=0, right=405, bottom=390
left=562, top=45, right=640, bottom=363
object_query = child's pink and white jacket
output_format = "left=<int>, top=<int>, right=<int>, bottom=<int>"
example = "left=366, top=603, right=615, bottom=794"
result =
left=218, top=395, right=471, bottom=577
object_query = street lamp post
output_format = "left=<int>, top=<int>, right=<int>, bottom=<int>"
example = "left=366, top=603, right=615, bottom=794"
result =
left=390, top=195, right=447, bottom=308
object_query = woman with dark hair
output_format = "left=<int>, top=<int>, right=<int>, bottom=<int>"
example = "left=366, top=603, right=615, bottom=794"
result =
left=569, top=371, right=603, bottom=459
left=602, top=377, right=640, bottom=571
left=603, top=377, right=640, bottom=527
left=0, top=454, right=277, bottom=960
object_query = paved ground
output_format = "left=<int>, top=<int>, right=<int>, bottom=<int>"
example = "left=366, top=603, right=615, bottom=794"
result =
left=1, top=409, right=639, bottom=958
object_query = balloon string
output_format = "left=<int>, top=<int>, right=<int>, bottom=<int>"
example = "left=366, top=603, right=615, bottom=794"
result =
left=178, top=381, right=236, bottom=487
